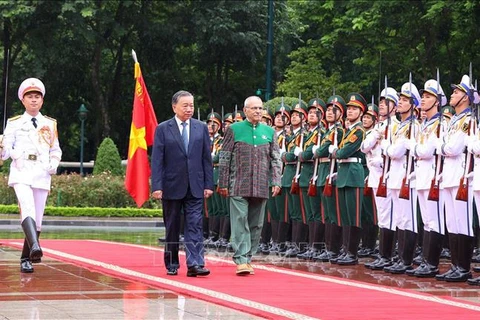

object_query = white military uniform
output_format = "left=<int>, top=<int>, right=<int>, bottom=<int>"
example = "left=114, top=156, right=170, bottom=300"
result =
left=361, top=117, right=398, bottom=230
left=412, top=113, right=445, bottom=234
left=2, top=88, right=62, bottom=230
left=439, top=107, right=473, bottom=236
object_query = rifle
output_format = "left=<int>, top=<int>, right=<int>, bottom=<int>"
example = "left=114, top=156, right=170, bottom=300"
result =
left=308, top=103, right=322, bottom=196
left=428, top=68, right=443, bottom=201
left=323, top=94, right=338, bottom=197
left=377, top=76, right=391, bottom=197
left=290, top=93, right=303, bottom=194
left=456, top=63, right=475, bottom=202
left=399, top=73, right=415, bottom=200
left=364, top=94, right=375, bottom=197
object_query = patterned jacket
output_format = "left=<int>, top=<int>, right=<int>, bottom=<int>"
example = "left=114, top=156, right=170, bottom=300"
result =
left=218, top=120, right=282, bottom=198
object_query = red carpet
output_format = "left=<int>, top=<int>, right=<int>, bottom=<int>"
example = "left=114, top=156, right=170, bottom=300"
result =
left=3, top=239, right=480, bottom=319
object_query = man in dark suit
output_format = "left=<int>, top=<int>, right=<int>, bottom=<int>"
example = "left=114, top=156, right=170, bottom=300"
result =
left=151, top=90, right=214, bottom=277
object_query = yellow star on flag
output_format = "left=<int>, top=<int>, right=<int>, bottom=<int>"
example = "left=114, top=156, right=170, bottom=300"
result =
left=128, top=123, right=147, bottom=159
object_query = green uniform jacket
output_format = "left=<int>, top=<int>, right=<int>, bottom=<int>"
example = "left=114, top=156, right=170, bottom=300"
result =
left=299, top=126, right=324, bottom=187
left=212, top=133, right=223, bottom=184
left=314, top=123, right=344, bottom=187
left=335, top=121, right=365, bottom=188
left=281, top=128, right=303, bottom=188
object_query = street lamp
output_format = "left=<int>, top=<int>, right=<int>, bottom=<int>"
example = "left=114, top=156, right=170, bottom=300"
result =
left=77, top=104, right=88, bottom=176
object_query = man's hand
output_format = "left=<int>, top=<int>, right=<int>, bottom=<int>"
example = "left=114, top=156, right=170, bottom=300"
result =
left=218, top=187, right=229, bottom=197
left=152, top=190, right=163, bottom=200
left=47, top=158, right=60, bottom=175
left=271, top=186, right=281, bottom=197
left=204, top=189, right=213, bottom=198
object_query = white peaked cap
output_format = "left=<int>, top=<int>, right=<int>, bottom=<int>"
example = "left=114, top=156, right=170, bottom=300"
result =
left=421, top=79, right=447, bottom=107
left=18, top=78, right=46, bottom=101
left=399, top=82, right=421, bottom=106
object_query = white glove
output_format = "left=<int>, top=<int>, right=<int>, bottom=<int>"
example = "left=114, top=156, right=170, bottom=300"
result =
left=312, top=145, right=319, bottom=154
left=211, top=151, right=216, bottom=158
left=435, top=141, right=444, bottom=156
left=47, top=158, right=60, bottom=175
left=368, top=158, right=383, bottom=169
left=466, top=172, right=474, bottom=179
left=380, top=139, right=390, bottom=152
left=280, top=147, right=287, bottom=155
left=10, top=148, right=23, bottom=160
left=407, top=171, right=416, bottom=180
left=328, top=145, right=337, bottom=154
left=405, top=139, right=416, bottom=151
left=467, top=140, right=475, bottom=153
left=330, top=172, right=337, bottom=181
left=293, top=146, right=302, bottom=157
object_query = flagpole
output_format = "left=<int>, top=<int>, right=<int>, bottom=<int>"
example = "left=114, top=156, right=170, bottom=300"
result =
left=132, top=49, right=138, bottom=64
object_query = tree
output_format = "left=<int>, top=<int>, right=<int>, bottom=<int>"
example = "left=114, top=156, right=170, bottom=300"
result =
left=93, top=137, right=123, bottom=176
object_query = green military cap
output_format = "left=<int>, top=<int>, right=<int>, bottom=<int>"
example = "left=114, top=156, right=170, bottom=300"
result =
left=223, top=113, right=233, bottom=123
left=365, top=103, right=379, bottom=119
left=308, top=98, right=326, bottom=116
left=442, top=105, right=455, bottom=119
left=274, top=104, right=291, bottom=123
left=262, top=109, right=273, bottom=122
left=326, top=95, right=346, bottom=115
left=234, top=110, right=245, bottom=122
left=291, top=101, right=308, bottom=118
left=207, top=112, right=222, bottom=127
left=346, top=93, right=367, bottom=113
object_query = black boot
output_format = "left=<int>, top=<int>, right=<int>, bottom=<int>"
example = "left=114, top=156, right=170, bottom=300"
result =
left=390, top=230, right=416, bottom=274
left=407, top=231, right=430, bottom=276
left=276, top=221, right=290, bottom=255
left=436, top=233, right=458, bottom=281
left=313, top=222, right=331, bottom=262
left=298, top=222, right=316, bottom=260
left=365, top=228, right=395, bottom=270
left=338, top=226, right=361, bottom=266
left=385, top=229, right=405, bottom=273
left=445, top=234, right=473, bottom=282
left=21, top=217, right=43, bottom=262
left=414, top=231, right=443, bottom=278
left=284, top=221, right=301, bottom=258
left=20, top=238, right=34, bottom=273
left=329, top=225, right=344, bottom=263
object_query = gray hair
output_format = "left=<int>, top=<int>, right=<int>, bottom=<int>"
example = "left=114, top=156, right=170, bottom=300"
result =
left=172, top=90, right=193, bottom=104
left=244, top=96, right=262, bottom=108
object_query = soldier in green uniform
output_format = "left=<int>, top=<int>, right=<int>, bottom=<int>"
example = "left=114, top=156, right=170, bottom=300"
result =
left=312, top=95, right=346, bottom=262
left=204, top=112, right=223, bottom=248
left=259, top=109, right=275, bottom=254
left=358, top=103, right=379, bottom=258
left=329, top=93, right=367, bottom=265
left=282, top=102, right=309, bottom=257
left=272, top=104, right=291, bottom=254
left=297, top=98, right=326, bottom=260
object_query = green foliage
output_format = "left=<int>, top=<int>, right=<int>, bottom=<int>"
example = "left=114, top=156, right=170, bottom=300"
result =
left=0, top=171, right=159, bottom=209
left=0, top=205, right=161, bottom=218
left=93, top=137, right=123, bottom=176
left=264, top=97, right=307, bottom=114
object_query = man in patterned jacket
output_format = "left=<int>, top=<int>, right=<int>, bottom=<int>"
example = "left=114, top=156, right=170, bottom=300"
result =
left=218, top=96, right=282, bottom=275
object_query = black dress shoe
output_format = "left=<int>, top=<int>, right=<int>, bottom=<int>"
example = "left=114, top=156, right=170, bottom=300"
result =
left=187, top=266, right=210, bottom=277
left=166, top=268, right=178, bottom=276
left=473, top=265, right=480, bottom=273
left=389, top=261, right=413, bottom=274
left=337, top=253, right=358, bottom=266
left=414, top=263, right=439, bottom=278
left=20, top=258, right=34, bottom=273
left=444, top=267, right=472, bottom=282
left=435, top=265, right=457, bottom=281
left=467, top=276, right=480, bottom=285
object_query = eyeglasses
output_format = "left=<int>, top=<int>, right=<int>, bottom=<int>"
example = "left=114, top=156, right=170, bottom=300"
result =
left=247, top=106, right=264, bottom=111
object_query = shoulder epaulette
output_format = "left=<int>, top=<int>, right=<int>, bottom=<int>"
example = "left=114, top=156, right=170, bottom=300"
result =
left=8, top=115, right=21, bottom=121
left=44, top=115, right=57, bottom=122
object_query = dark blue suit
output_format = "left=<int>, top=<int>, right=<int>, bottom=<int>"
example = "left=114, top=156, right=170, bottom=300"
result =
left=151, top=117, right=214, bottom=270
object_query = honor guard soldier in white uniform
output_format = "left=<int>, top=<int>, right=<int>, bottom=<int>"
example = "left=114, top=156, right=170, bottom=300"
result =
left=405, top=79, right=447, bottom=277
left=1, top=78, right=62, bottom=273
left=364, top=87, right=399, bottom=270
left=382, top=81, right=421, bottom=274
left=435, top=75, right=475, bottom=282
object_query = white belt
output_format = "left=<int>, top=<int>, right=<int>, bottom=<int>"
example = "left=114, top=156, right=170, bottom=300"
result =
left=318, top=157, right=330, bottom=163
left=24, top=154, right=38, bottom=161
left=338, top=158, right=361, bottom=164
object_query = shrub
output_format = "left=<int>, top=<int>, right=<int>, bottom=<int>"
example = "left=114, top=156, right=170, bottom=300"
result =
left=93, top=137, right=123, bottom=176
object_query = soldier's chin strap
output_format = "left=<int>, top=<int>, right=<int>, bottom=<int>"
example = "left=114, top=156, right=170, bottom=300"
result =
left=422, top=100, right=437, bottom=113
left=452, top=92, right=468, bottom=110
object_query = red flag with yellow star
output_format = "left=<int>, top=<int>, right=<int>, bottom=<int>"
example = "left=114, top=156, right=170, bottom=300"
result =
left=125, top=60, right=158, bottom=207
